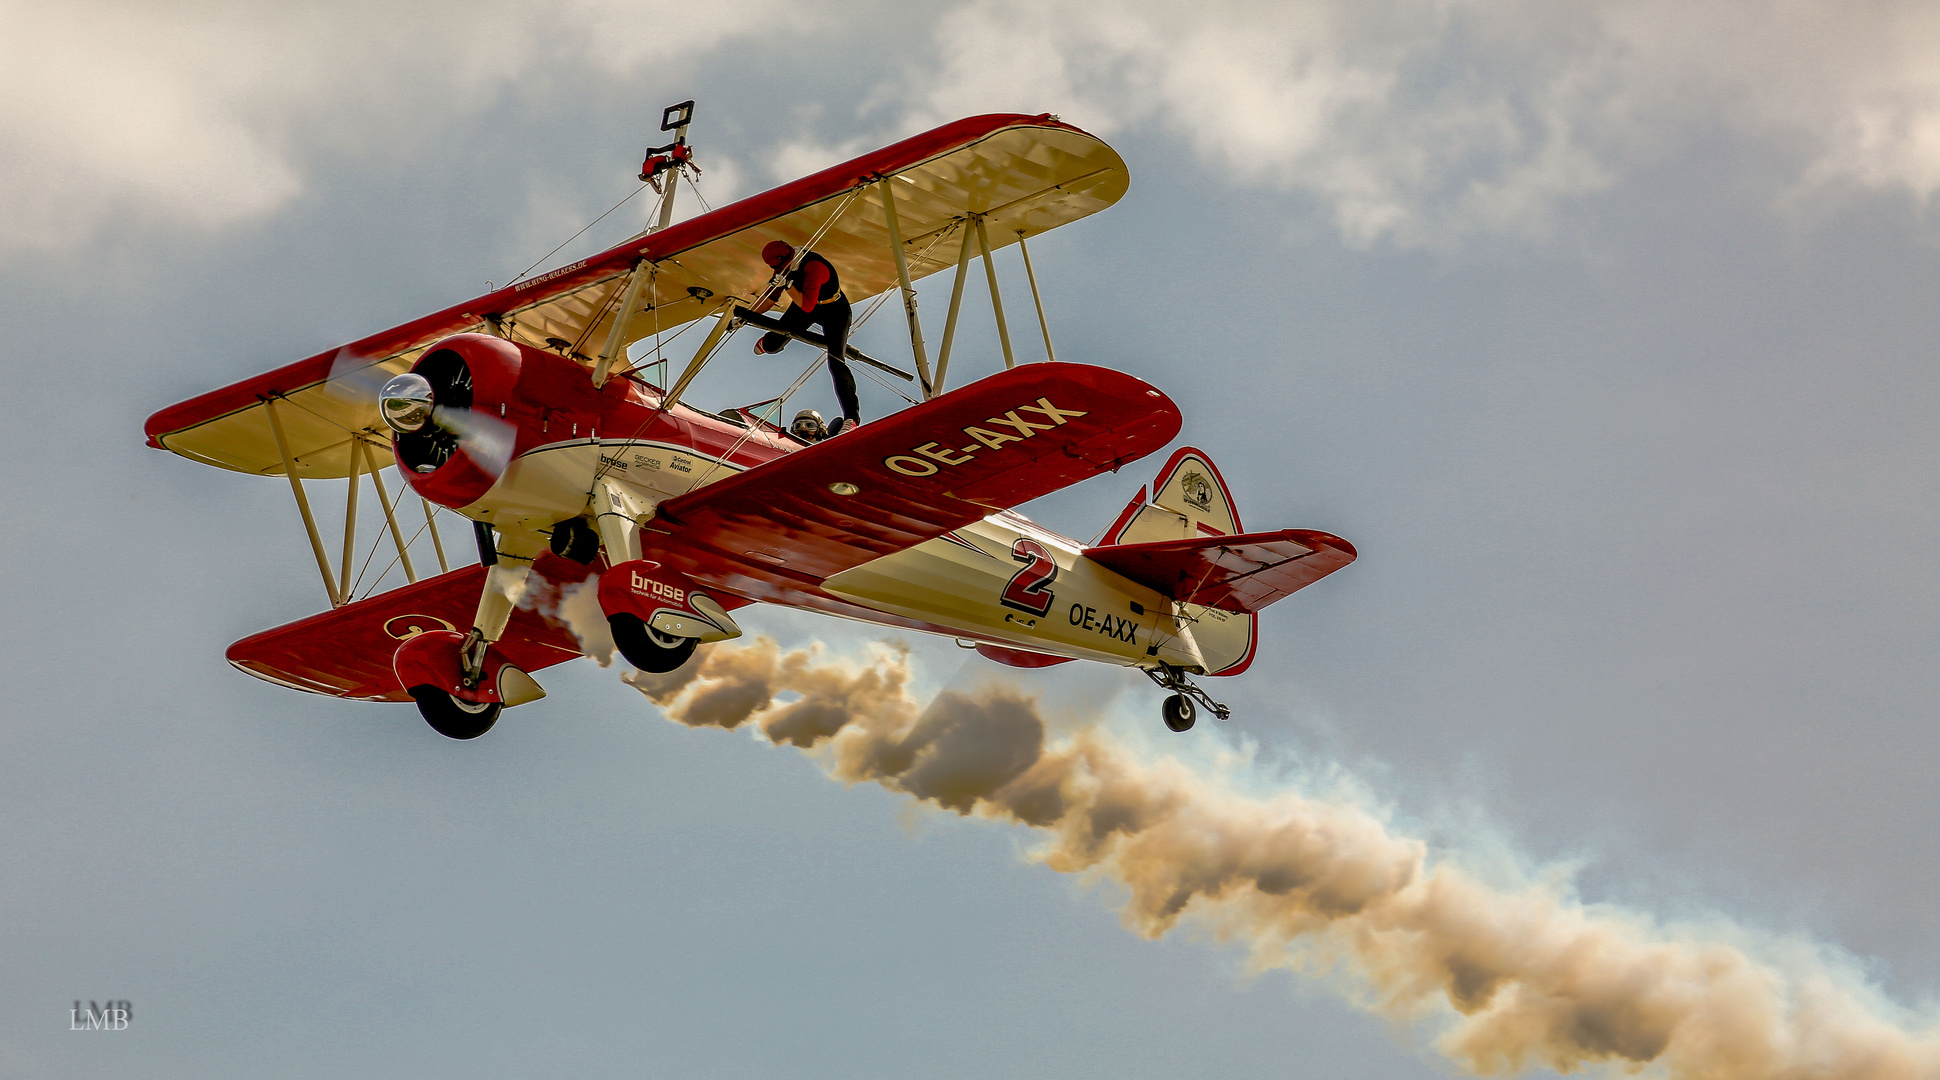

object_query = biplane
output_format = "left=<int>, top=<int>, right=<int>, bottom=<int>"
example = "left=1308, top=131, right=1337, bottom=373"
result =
left=145, top=104, right=1355, bottom=740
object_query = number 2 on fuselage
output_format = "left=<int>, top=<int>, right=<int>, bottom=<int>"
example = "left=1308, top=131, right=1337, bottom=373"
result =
left=1000, top=538, right=1059, bottom=617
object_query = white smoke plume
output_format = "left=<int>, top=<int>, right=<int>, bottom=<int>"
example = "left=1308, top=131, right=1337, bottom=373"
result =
left=519, top=574, right=616, bottom=667
left=627, top=637, right=1940, bottom=1079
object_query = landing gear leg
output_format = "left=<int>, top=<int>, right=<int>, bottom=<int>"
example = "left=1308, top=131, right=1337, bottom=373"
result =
left=590, top=479, right=702, bottom=673
left=409, top=522, right=538, bottom=738
left=463, top=555, right=532, bottom=684
left=1145, top=665, right=1230, bottom=732
left=592, top=479, right=652, bottom=565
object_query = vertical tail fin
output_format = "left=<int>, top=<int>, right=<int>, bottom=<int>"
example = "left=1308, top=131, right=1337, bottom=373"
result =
left=1100, top=447, right=1242, bottom=546
left=1094, top=447, right=1256, bottom=676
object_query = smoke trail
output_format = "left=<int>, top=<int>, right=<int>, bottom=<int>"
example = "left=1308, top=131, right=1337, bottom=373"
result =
left=521, top=572, right=616, bottom=666
left=626, top=638, right=1940, bottom=1079
left=550, top=579, right=616, bottom=666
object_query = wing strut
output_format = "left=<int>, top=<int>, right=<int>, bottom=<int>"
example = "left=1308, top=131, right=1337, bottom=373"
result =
left=878, top=177, right=936, bottom=398
left=1016, top=229, right=1057, bottom=363
left=421, top=498, right=450, bottom=574
left=973, top=216, right=1017, bottom=370
left=361, top=438, right=419, bottom=585
left=933, top=221, right=977, bottom=394
left=264, top=396, right=343, bottom=608
left=593, top=260, right=652, bottom=387
left=661, top=302, right=737, bottom=412
left=339, top=436, right=363, bottom=602
left=934, top=211, right=1026, bottom=393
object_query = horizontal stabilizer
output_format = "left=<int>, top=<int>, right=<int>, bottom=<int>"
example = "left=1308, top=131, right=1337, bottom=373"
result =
left=226, top=566, right=584, bottom=702
left=1085, top=529, right=1356, bottom=614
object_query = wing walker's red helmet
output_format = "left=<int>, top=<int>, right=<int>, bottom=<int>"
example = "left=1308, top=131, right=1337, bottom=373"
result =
left=761, top=240, right=794, bottom=269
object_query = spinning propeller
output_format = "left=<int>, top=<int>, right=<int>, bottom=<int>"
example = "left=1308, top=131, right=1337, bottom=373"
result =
left=321, top=347, right=516, bottom=482
left=378, top=372, right=515, bottom=478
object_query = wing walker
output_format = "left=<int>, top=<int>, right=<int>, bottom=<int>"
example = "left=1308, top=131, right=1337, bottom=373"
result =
left=146, top=104, right=1356, bottom=740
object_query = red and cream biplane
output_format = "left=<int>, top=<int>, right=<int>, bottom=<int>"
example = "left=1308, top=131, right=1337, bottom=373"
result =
left=145, top=105, right=1355, bottom=740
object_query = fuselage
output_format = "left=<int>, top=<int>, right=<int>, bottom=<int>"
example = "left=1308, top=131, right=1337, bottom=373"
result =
left=452, top=433, right=1216, bottom=671
left=396, top=335, right=1231, bottom=672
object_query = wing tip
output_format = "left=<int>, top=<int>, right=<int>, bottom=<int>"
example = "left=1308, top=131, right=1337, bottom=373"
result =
left=1289, top=529, right=1357, bottom=561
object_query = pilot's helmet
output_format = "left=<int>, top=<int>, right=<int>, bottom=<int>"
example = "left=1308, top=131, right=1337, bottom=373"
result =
left=789, top=408, right=826, bottom=441
left=762, top=240, right=795, bottom=269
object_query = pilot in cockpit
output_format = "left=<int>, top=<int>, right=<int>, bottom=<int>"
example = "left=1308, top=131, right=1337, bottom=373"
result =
left=788, top=408, right=828, bottom=443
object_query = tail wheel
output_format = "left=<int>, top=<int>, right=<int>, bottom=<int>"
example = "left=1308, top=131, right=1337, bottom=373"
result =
left=609, top=614, right=698, bottom=673
left=409, top=685, right=501, bottom=740
left=1162, top=693, right=1196, bottom=732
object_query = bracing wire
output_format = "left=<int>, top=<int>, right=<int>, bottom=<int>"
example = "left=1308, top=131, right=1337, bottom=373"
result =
left=857, top=363, right=923, bottom=406
left=508, top=184, right=648, bottom=286
left=345, top=495, right=396, bottom=599
left=567, top=268, right=630, bottom=358
left=612, top=305, right=704, bottom=381
left=684, top=350, right=827, bottom=491
left=837, top=220, right=959, bottom=406
left=751, top=185, right=870, bottom=311
left=687, top=171, right=715, bottom=215
left=355, top=517, right=435, bottom=602
left=585, top=314, right=747, bottom=491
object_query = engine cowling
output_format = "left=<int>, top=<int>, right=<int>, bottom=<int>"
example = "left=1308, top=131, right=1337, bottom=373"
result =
left=390, top=333, right=603, bottom=510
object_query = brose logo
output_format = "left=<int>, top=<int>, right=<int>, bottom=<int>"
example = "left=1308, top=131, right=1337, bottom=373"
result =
left=630, top=571, right=684, bottom=604
left=883, top=398, right=1087, bottom=477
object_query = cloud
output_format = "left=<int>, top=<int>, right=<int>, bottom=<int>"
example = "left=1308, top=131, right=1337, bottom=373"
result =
left=0, top=0, right=809, bottom=255
left=17, top=1, right=1940, bottom=257
left=630, top=637, right=1940, bottom=1079
left=898, top=0, right=1940, bottom=245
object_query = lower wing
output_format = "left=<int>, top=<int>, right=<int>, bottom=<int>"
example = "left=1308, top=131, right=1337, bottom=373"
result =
left=226, top=566, right=584, bottom=701
left=645, top=362, right=1181, bottom=601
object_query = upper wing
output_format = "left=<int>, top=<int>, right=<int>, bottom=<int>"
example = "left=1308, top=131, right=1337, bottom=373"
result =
left=642, top=363, right=1180, bottom=603
left=1084, top=529, right=1357, bottom=614
left=226, top=565, right=584, bottom=701
left=146, top=113, right=1128, bottom=481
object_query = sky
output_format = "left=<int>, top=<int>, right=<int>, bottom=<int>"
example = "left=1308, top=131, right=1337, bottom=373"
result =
left=3, top=1, right=1940, bottom=1077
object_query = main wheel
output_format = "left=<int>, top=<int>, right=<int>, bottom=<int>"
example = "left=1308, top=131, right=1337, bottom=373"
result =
left=409, top=685, right=502, bottom=740
left=1162, top=693, right=1196, bottom=732
left=609, top=614, right=699, bottom=673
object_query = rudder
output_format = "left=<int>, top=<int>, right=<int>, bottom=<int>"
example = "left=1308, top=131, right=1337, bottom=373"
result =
left=1101, top=446, right=1241, bottom=545
left=1096, top=447, right=1255, bottom=676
